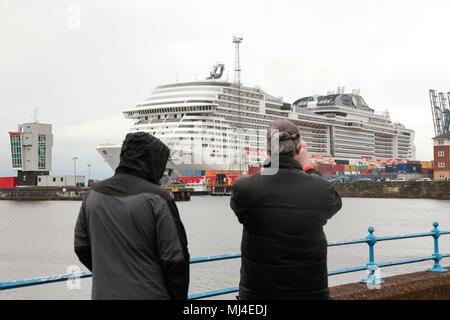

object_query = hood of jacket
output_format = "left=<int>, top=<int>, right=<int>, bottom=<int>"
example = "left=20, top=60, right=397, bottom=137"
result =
left=115, top=132, right=170, bottom=184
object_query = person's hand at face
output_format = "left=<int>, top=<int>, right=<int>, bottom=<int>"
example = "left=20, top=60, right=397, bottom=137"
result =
left=295, top=140, right=311, bottom=168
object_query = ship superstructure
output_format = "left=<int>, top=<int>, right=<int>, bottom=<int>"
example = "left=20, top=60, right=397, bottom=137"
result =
left=97, top=67, right=415, bottom=176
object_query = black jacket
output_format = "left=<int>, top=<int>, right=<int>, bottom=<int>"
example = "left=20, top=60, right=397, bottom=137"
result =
left=74, top=133, right=190, bottom=299
left=230, top=155, right=342, bottom=300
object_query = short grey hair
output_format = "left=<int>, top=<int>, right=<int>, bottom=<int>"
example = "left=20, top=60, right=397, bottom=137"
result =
left=267, top=131, right=301, bottom=157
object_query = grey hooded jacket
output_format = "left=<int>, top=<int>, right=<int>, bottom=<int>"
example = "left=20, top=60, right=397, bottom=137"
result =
left=74, top=132, right=190, bottom=299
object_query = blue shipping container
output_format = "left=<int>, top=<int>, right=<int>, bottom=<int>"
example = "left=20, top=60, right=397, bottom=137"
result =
left=385, top=165, right=398, bottom=173
left=406, top=163, right=422, bottom=173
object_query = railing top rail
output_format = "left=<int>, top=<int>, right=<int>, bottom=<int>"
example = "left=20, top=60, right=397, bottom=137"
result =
left=1, top=222, right=449, bottom=298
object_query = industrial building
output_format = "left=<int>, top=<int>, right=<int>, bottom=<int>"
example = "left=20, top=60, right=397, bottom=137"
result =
left=429, top=89, right=450, bottom=181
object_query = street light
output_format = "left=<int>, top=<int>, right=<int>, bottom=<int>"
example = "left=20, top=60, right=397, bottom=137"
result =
left=72, top=157, right=78, bottom=185
left=87, top=164, right=92, bottom=182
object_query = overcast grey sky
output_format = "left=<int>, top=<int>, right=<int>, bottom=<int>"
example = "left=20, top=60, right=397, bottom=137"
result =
left=1, top=0, right=449, bottom=179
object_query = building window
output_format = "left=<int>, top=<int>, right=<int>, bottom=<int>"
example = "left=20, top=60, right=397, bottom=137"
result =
left=438, top=140, right=444, bottom=145
left=38, top=146, right=46, bottom=157
left=38, top=134, right=46, bottom=144
left=438, top=162, right=445, bottom=168
left=53, top=177, right=56, bottom=182
left=438, top=151, right=445, bottom=157
left=38, top=158, right=46, bottom=169
left=439, top=174, right=445, bottom=179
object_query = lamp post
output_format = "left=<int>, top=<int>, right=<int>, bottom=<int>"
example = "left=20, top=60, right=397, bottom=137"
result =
left=87, top=164, right=92, bottom=182
left=72, top=157, right=78, bottom=185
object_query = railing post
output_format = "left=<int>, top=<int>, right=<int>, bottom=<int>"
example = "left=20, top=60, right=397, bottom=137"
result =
left=427, top=221, right=448, bottom=273
left=361, top=226, right=384, bottom=286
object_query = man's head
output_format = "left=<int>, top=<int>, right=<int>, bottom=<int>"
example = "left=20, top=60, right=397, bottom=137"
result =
left=115, top=132, right=170, bottom=184
left=267, top=119, right=301, bottom=157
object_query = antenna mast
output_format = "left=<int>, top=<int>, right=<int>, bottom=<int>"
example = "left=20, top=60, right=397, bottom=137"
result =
left=232, top=36, right=244, bottom=172
left=33, top=108, right=39, bottom=123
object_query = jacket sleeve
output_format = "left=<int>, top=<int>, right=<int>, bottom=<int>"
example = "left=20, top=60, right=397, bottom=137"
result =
left=155, top=199, right=190, bottom=300
left=74, top=195, right=92, bottom=271
left=230, top=178, right=247, bottom=224
left=324, top=182, right=342, bottom=220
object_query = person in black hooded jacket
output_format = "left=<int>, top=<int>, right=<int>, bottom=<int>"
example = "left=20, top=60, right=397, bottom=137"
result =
left=230, top=119, right=342, bottom=300
left=74, top=132, right=190, bottom=300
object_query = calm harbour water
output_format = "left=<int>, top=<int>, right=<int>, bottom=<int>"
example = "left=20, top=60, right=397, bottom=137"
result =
left=0, top=196, right=449, bottom=300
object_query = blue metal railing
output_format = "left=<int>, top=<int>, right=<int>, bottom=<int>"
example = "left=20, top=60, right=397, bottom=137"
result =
left=0, top=222, right=449, bottom=299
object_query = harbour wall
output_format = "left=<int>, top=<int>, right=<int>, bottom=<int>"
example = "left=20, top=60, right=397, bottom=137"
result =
left=330, top=266, right=450, bottom=299
left=0, top=186, right=87, bottom=200
left=0, top=181, right=449, bottom=200
left=0, top=186, right=192, bottom=201
left=335, top=181, right=450, bottom=200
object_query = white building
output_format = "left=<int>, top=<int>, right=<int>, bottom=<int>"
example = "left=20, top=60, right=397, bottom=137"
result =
left=9, top=122, right=53, bottom=185
left=37, top=175, right=85, bottom=187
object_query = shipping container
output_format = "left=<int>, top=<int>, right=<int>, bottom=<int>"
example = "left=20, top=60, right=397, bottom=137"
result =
left=385, top=165, right=398, bottom=173
left=406, top=163, right=422, bottom=173
left=333, top=165, right=345, bottom=171
left=0, top=177, right=17, bottom=188
left=248, top=166, right=262, bottom=175
left=421, top=161, right=433, bottom=169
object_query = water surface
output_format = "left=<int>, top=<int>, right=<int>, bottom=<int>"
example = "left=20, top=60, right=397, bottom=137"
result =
left=0, top=197, right=449, bottom=299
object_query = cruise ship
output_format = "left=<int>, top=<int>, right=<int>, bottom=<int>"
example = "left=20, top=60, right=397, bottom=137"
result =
left=97, top=64, right=416, bottom=177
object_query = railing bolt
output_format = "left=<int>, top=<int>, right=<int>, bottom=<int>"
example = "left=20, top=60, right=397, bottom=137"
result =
left=361, top=226, right=384, bottom=286
left=427, top=221, right=448, bottom=273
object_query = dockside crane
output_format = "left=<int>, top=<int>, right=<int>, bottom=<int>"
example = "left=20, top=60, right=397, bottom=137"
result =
left=429, top=89, right=450, bottom=136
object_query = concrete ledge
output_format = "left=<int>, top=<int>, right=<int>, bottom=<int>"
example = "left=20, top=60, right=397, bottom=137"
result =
left=330, top=266, right=450, bottom=300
